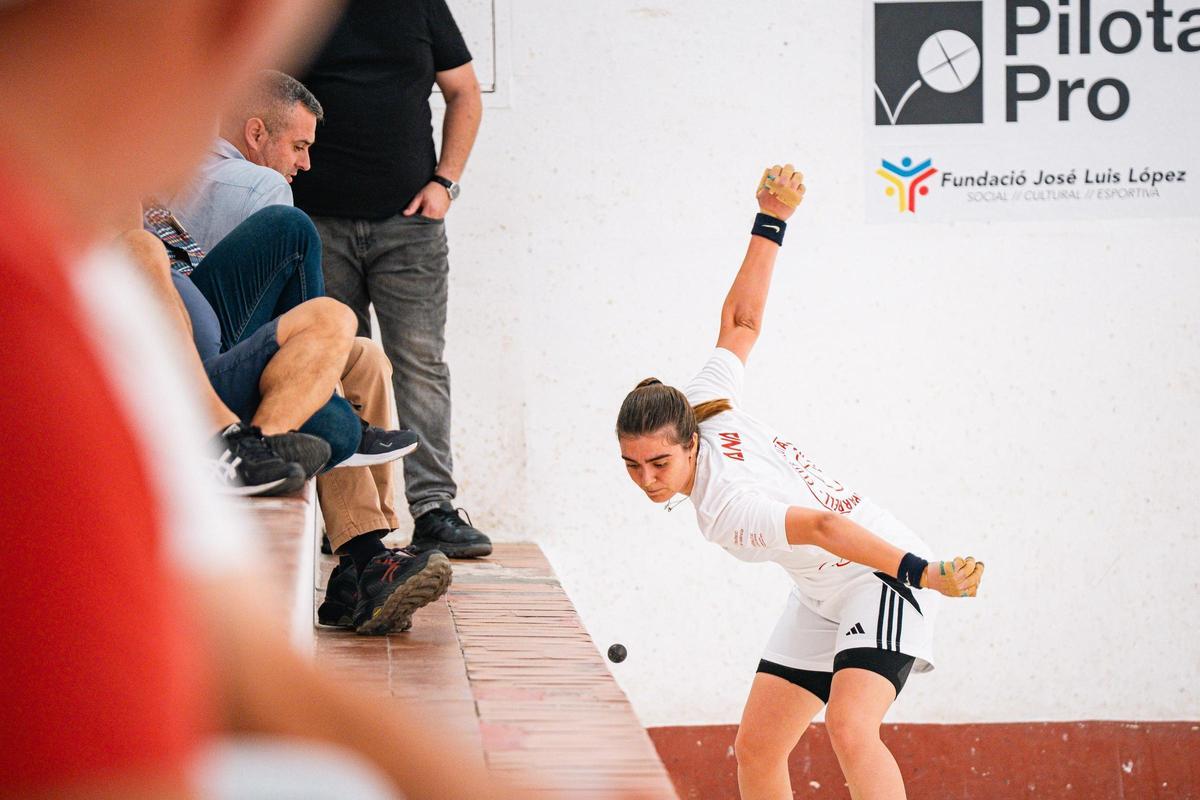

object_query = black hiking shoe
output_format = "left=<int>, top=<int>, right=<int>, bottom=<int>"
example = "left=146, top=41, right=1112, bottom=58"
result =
left=337, top=419, right=419, bottom=468
left=211, top=423, right=305, bottom=497
left=265, top=431, right=331, bottom=478
left=353, top=547, right=452, bottom=635
left=410, top=504, right=492, bottom=559
left=318, top=561, right=414, bottom=632
left=317, top=561, right=360, bottom=629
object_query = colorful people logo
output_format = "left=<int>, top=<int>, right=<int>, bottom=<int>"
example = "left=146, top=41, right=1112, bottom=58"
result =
left=875, top=157, right=938, bottom=213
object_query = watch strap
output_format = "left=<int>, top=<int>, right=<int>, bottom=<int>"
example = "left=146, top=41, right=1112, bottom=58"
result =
left=431, top=174, right=459, bottom=200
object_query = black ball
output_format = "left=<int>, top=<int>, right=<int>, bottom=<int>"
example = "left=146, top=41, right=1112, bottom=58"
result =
left=607, top=643, right=627, bottom=663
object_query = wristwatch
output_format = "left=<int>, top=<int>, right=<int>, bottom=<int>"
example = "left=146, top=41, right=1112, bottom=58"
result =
left=431, top=174, right=460, bottom=201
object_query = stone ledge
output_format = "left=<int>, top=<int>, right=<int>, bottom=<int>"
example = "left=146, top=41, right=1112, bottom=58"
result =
left=314, top=542, right=678, bottom=798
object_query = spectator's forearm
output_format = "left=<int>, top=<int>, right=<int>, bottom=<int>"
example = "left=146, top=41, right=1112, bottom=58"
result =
left=436, top=89, right=482, bottom=183
left=195, top=577, right=530, bottom=799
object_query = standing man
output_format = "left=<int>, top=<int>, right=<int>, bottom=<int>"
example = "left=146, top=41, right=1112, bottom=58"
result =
left=294, top=0, right=491, bottom=558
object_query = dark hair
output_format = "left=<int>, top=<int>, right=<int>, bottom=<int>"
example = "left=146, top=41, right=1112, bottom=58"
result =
left=615, top=377, right=731, bottom=444
left=253, top=69, right=324, bottom=129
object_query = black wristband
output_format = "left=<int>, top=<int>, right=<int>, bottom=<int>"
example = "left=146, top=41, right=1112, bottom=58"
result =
left=898, top=552, right=929, bottom=588
left=751, top=212, right=786, bottom=245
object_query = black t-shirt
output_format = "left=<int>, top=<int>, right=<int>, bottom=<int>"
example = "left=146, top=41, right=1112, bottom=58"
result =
left=292, top=0, right=472, bottom=220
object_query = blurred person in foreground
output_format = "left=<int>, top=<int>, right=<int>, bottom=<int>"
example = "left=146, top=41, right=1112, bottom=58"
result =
left=0, top=1, right=532, bottom=797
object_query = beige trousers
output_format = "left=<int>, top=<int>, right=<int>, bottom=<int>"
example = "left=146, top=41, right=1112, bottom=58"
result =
left=317, top=337, right=399, bottom=553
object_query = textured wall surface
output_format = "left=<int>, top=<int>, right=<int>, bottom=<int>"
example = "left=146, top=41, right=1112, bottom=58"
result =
left=400, top=1, right=1199, bottom=727
left=648, top=722, right=1200, bottom=799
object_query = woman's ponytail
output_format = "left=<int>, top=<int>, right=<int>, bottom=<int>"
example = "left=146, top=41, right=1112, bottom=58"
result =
left=617, top=378, right=731, bottom=444
left=692, top=398, right=732, bottom=423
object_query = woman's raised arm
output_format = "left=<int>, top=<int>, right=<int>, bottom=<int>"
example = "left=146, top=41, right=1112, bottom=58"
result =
left=716, top=163, right=805, bottom=364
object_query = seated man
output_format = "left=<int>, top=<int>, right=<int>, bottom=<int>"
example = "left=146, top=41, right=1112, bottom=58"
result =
left=118, top=224, right=334, bottom=496
left=171, top=71, right=480, bottom=627
left=144, top=202, right=418, bottom=470
left=138, top=205, right=446, bottom=635
left=175, top=68, right=492, bottom=564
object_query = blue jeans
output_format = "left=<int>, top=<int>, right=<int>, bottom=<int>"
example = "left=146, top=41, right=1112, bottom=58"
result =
left=311, top=213, right=454, bottom=517
left=179, top=206, right=360, bottom=465
left=189, top=205, right=326, bottom=350
left=200, top=320, right=360, bottom=467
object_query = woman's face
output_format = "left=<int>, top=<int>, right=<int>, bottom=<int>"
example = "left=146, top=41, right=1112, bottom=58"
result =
left=619, top=428, right=696, bottom=502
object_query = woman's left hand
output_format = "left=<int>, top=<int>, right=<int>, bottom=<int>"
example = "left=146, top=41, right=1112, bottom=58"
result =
left=922, top=556, right=985, bottom=597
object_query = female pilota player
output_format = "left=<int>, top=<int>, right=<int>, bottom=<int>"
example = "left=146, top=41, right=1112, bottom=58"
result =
left=615, top=164, right=984, bottom=800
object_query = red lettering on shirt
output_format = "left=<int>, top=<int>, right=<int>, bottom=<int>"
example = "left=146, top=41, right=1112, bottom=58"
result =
left=771, top=437, right=862, bottom=514
left=718, top=431, right=745, bottom=461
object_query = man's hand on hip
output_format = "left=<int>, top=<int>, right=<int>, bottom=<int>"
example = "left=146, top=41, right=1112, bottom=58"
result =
left=403, top=182, right=451, bottom=219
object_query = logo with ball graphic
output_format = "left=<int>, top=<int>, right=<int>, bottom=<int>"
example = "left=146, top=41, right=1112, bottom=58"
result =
left=874, top=2, right=983, bottom=125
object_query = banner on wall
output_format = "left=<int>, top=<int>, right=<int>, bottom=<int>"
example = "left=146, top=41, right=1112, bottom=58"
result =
left=865, top=0, right=1200, bottom=222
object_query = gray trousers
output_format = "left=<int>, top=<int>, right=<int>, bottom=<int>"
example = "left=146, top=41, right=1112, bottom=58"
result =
left=310, top=213, right=455, bottom=519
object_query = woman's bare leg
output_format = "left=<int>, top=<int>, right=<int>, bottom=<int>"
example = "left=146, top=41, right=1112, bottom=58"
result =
left=735, top=672, right=825, bottom=799
left=825, top=668, right=905, bottom=800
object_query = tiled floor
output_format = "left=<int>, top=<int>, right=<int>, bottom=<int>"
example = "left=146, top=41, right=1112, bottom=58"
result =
left=313, top=544, right=678, bottom=799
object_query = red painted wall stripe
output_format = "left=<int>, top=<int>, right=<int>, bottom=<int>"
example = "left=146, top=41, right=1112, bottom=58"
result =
left=649, top=722, right=1199, bottom=799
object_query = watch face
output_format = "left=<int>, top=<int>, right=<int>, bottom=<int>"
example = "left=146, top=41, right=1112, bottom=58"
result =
left=432, top=175, right=458, bottom=200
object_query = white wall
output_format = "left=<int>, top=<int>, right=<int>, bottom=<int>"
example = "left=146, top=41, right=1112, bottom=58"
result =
left=419, top=1, right=1200, bottom=727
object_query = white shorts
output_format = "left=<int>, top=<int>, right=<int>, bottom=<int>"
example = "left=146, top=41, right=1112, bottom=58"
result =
left=762, top=574, right=940, bottom=674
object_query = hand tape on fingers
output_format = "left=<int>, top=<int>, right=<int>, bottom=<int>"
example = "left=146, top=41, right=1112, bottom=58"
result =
left=957, top=564, right=983, bottom=597
left=758, top=168, right=803, bottom=208
left=964, top=566, right=984, bottom=592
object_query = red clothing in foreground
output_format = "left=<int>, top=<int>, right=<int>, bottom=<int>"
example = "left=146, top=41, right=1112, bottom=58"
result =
left=0, top=182, right=210, bottom=792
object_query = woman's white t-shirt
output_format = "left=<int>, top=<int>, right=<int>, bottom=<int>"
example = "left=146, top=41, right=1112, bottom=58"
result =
left=682, top=347, right=934, bottom=617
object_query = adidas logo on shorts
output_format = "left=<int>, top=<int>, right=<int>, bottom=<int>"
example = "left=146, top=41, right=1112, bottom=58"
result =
left=845, top=622, right=866, bottom=636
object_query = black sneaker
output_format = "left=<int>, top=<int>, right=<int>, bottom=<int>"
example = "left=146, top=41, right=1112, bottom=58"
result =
left=410, top=504, right=493, bottom=559
left=317, top=561, right=414, bottom=632
left=317, top=561, right=358, bottom=628
left=265, top=431, right=331, bottom=478
left=353, top=547, right=452, bottom=635
left=211, top=423, right=305, bottom=497
left=337, top=419, right=419, bottom=468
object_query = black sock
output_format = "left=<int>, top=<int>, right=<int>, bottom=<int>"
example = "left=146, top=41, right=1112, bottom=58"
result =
left=344, top=531, right=388, bottom=575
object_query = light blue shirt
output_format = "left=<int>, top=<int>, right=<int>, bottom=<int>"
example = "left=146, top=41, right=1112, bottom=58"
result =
left=169, top=138, right=293, bottom=252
